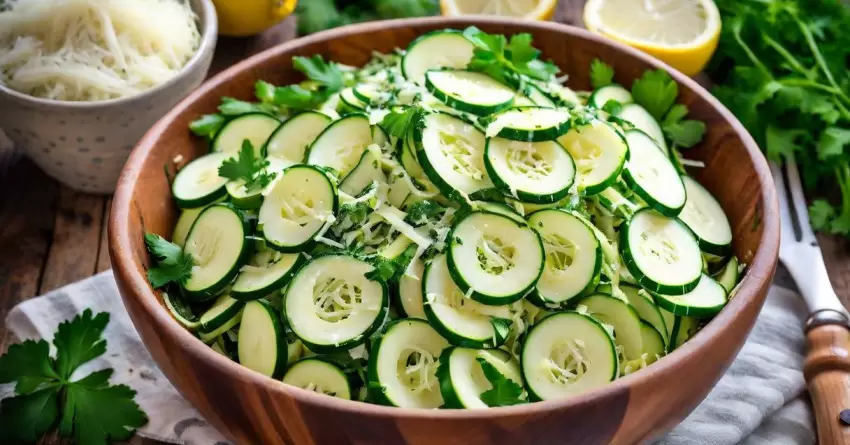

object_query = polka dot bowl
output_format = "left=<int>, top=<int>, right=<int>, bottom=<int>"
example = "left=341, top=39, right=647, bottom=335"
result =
left=0, top=0, right=217, bottom=194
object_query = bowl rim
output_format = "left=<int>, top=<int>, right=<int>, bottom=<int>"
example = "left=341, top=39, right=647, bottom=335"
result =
left=111, top=16, right=779, bottom=420
left=0, top=0, right=218, bottom=110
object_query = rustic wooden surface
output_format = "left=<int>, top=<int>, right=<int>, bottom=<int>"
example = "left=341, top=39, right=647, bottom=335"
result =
left=0, top=1, right=839, bottom=444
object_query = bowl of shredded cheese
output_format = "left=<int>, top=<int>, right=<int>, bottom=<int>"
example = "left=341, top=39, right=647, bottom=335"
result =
left=0, top=0, right=217, bottom=194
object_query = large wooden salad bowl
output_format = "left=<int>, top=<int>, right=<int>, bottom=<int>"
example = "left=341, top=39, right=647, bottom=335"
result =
left=109, top=17, right=779, bottom=445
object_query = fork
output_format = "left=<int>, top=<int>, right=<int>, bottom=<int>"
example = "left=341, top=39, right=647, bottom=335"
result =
left=770, top=156, right=850, bottom=444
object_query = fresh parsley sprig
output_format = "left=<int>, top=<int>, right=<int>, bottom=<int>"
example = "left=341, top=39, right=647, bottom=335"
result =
left=218, top=140, right=278, bottom=192
left=462, top=26, right=559, bottom=85
left=476, top=357, right=526, bottom=407
left=144, top=233, right=194, bottom=288
left=380, top=106, right=424, bottom=140
left=0, top=310, right=147, bottom=445
left=271, top=55, right=348, bottom=110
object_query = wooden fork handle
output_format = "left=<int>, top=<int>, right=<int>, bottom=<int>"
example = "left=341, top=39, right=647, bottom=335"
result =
left=804, top=310, right=850, bottom=445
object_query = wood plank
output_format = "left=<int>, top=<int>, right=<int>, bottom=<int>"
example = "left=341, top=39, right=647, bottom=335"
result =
left=39, top=188, right=106, bottom=294
left=0, top=147, right=59, bottom=351
left=97, top=198, right=113, bottom=273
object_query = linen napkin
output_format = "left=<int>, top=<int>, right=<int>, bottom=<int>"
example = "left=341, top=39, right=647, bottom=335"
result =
left=1, top=271, right=816, bottom=445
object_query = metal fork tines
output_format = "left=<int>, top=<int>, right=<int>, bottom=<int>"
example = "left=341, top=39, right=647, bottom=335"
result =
left=769, top=155, right=846, bottom=315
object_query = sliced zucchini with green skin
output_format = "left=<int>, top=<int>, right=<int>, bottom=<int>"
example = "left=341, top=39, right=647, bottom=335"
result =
left=679, top=176, right=733, bottom=256
left=447, top=211, right=544, bottom=305
left=527, top=210, right=602, bottom=309
left=578, top=293, right=643, bottom=360
left=307, top=113, right=373, bottom=178
left=353, top=83, right=390, bottom=106
left=340, top=146, right=386, bottom=197
left=259, top=165, right=338, bottom=253
left=620, top=283, right=668, bottom=345
left=172, top=206, right=206, bottom=247
left=415, top=112, right=494, bottom=199
left=654, top=273, right=727, bottom=318
left=339, top=87, right=367, bottom=112
left=484, top=138, right=576, bottom=204
left=238, top=299, right=287, bottom=378
left=557, top=121, right=628, bottom=195
left=660, top=306, right=675, bottom=341
left=669, top=314, right=700, bottom=351
left=589, top=84, right=633, bottom=109
left=283, top=255, right=388, bottom=353
left=620, top=208, right=703, bottom=295
left=547, top=84, right=582, bottom=108
left=622, top=129, right=686, bottom=217
left=199, top=314, right=241, bottom=344
left=425, top=70, right=516, bottom=116
left=524, top=83, right=557, bottom=108
left=615, top=103, right=667, bottom=155
left=282, top=358, right=352, bottom=400
left=484, top=107, right=571, bottom=142
left=224, top=158, right=291, bottom=211
left=198, top=294, right=245, bottom=334
left=422, top=254, right=513, bottom=348
left=437, top=347, right=522, bottom=409
left=521, top=311, right=617, bottom=401
left=639, top=320, right=665, bottom=365
left=182, top=204, right=250, bottom=301
left=471, top=201, right=525, bottom=224
left=231, top=250, right=305, bottom=301
left=714, top=256, right=740, bottom=294
left=171, top=153, right=229, bottom=208
left=372, top=125, right=391, bottom=149
left=163, top=291, right=200, bottom=330
left=399, top=132, right=427, bottom=181
left=367, top=318, right=449, bottom=408
left=265, top=111, right=331, bottom=163
left=396, top=258, right=426, bottom=319
left=212, top=113, right=280, bottom=157
left=402, top=30, right=475, bottom=84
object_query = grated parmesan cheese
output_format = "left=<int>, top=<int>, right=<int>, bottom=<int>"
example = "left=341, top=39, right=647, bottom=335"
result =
left=0, top=0, right=200, bottom=101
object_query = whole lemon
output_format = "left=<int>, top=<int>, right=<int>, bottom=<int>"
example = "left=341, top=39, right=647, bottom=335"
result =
left=212, top=0, right=298, bottom=37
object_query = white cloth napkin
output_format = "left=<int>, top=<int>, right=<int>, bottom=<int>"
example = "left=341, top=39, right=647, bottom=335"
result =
left=1, top=271, right=816, bottom=445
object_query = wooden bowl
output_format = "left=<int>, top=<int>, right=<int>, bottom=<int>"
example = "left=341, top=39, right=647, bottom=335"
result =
left=109, top=17, right=779, bottom=445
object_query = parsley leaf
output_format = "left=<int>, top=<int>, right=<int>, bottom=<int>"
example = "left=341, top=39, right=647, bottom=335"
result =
left=631, top=70, right=678, bottom=121
left=765, top=126, right=805, bottom=161
left=381, top=106, right=423, bottom=139
left=0, top=310, right=147, bottom=444
left=809, top=199, right=835, bottom=231
left=255, top=80, right=277, bottom=103
left=463, top=26, right=558, bottom=84
left=294, top=55, right=344, bottom=92
left=476, top=357, right=525, bottom=407
left=364, top=244, right=418, bottom=283
left=271, top=55, right=346, bottom=110
left=405, top=200, right=445, bottom=226
left=662, top=104, right=706, bottom=148
left=818, top=127, right=850, bottom=160
left=218, top=97, right=276, bottom=116
left=188, top=114, right=226, bottom=140
left=590, top=59, right=614, bottom=89
left=144, top=233, right=194, bottom=288
left=218, top=140, right=277, bottom=192
left=602, top=99, right=623, bottom=116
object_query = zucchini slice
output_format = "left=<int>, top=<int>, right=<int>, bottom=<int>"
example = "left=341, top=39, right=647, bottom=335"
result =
left=259, top=165, right=338, bottom=253
left=339, top=87, right=368, bottom=113
left=527, top=209, right=602, bottom=308
left=182, top=204, right=250, bottom=301
left=282, top=358, right=352, bottom=400
left=484, top=138, right=576, bottom=204
left=622, top=129, right=686, bottom=217
left=414, top=112, right=494, bottom=199
left=620, top=283, right=668, bottom=345
left=523, top=83, right=557, bottom=108
left=422, top=254, right=513, bottom=348
left=578, top=293, right=643, bottom=360
left=447, top=211, right=544, bottom=305
left=212, top=113, right=280, bottom=157
left=668, top=314, right=700, bottom=351
left=402, top=30, right=475, bottom=84
left=588, top=84, right=633, bottom=109
left=396, top=257, right=426, bottom=319
left=340, top=146, right=386, bottom=197
left=238, top=299, right=287, bottom=378
left=620, top=208, right=703, bottom=295
left=437, top=347, right=522, bottom=409
left=521, top=311, right=617, bottom=401
left=172, top=206, right=206, bottom=247
left=307, top=113, right=374, bottom=178
left=163, top=291, right=200, bottom=330
left=283, top=255, right=388, bottom=353
left=425, top=70, right=516, bottom=116
left=367, top=318, right=449, bottom=408
left=639, top=321, right=665, bottom=365
left=557, top=121, right=628, bottom=195
left=199, top=294, right=245, bottom=334
left=266, top=111, right=331, bottom=163
left=679, top=176, right=733, bottom=256
left=171, top=153, right=229, bottom=208
left=231, top=250, right=305, bottom=301
left=714, top=256, right=740, bottom=294
left=484, top=107, right=571, bottom=142
left=615, top=103, right=667, bottom=155
left=654, top=273, right=728, bottom=318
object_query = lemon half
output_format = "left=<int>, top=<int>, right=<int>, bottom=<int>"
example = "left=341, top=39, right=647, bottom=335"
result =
left=583, top=0, right=721, bottom=76
left=440, top=0, right=558, bottom=21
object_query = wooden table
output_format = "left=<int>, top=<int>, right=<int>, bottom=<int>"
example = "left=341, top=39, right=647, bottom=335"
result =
left=2, top=3, right=850, bottom=444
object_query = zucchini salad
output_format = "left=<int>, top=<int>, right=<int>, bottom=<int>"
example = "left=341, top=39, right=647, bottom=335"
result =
left=145, top=27, right=744, bottom=408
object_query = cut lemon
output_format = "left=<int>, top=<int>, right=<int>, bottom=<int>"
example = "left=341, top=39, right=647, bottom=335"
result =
left=212, top=0, right=298, bottom=37
left=440, top=0, right=558, bottom=21
left=583, top=0, right=720, bottom=76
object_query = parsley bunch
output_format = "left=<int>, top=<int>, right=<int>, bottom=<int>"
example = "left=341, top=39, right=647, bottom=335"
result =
left=218, top=140, right=278, bottom=192
left=463, top=27, right=559, bottom=84
left=708, top=0, right=850, bottom=235
left=144, top=233, right=194, bottom=289
left=0, top=310, right=147, bottom=444
left=296, top=0, right=438, bottom=35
